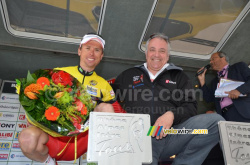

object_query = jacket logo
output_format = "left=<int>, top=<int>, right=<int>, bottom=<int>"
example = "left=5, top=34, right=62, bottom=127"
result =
left=86, top=85, right=98, bottom=96
left=133, top=74, right=144, bottom=88
left=133, top=75, right=143, bottom=84
left=165, top=80, right=176, bottom=84
left=89, top=80, right=97, bottom=86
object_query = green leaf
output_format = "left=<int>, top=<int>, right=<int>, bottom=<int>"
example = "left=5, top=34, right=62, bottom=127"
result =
left=35, top=110, right=45, bottom=121
left=23, top=102, right=36, bottom=112
left=26, top=70, right=36, bottom=84
left=36, top=101, right=45, bottom=111
left=20, top=78, right=28, bottom=88
left=44, top=90, right=56, bottom=104
left=20, top=95, right=35, bottom=106
left=34, top=69, right=50, bottom=78
left=15, top=79, right=21, bottom=86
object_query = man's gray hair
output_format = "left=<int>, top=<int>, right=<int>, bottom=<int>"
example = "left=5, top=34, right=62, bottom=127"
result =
left=218, top=51, right=229, bottom=63
left=145, top=33, right=171, bottom=54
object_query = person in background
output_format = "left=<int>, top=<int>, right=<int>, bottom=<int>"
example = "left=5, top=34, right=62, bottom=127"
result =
left=197, top=51, right=250, bottom=122
left=18, top=33, right=125, bottom=165
left=113, top=33, right=224, bottom=165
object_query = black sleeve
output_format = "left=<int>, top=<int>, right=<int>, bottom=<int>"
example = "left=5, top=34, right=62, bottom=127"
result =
left=236, top=62, right=250, bottom=94
left=200, top=83, right=215, bottom=103
left=171, top=71, right=198, bottom=125
left=112, top=72, right=124, bottom=102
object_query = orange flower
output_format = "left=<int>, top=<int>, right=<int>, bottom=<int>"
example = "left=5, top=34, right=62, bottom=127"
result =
left=26, top=92, right=38, bottom=99
left=54, top=92, right=64, bottom=99
left=24, top=84, right=42, bottom=99
left=45, top=106, right=60, bottom=121
left=37, top=77, right=50, bottom=88
left=81, top=104, right=88, bottom=115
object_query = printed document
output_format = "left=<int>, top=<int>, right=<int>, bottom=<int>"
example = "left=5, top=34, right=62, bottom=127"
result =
left=215, top=78, right=245, bottom=97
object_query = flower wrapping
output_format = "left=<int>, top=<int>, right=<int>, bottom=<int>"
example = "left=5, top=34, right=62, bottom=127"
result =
left=16, top=69, right=94, bottom=137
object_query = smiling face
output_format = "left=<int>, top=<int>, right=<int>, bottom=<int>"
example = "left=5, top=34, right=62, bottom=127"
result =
left=78, top=40, right=104, bottom=72
left=145, top=37, right=169, bottom=75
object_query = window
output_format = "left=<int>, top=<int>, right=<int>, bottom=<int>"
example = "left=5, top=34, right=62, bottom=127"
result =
left=140, top=0, right=249, bottom=59
left=1, top=0, right=105, bottom=44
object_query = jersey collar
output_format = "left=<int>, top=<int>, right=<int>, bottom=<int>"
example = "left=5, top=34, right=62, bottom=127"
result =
left=78, top=65, right=94, bottom=76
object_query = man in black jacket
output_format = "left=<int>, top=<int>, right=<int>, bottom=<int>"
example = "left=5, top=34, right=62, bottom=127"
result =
left=113, top=33, right=224, bottom=165
left=197, top=51, right=250, bottom=122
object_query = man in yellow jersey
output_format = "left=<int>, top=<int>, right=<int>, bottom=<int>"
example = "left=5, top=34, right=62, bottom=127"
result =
left=18, top=33, right=126, bottom=164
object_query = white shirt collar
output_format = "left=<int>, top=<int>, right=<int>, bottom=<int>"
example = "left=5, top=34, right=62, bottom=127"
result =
left=144, top=63, right=169, bottom=81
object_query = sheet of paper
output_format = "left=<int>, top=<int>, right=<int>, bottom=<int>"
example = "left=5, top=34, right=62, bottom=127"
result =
left=215, top=78, right=245, bottom=97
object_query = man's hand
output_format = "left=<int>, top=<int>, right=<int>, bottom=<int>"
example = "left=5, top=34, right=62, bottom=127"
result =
left=225, top=89, right=241, bottom=99
left=197, top=67, right=207, bottom=87
left=18, top=126, right=49, bottom=162
left=153, top=111, right=174, bottom=140
left=94, top=103, right=115, bottom=113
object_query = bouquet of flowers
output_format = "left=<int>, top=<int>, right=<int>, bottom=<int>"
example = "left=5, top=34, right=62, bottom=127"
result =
left=16, top=69, right=94, bottom=137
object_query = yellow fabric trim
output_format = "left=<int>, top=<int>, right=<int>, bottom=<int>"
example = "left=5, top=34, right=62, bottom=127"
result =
left=56, top=135, right=77, bottom=163
left=56, top=136, right=73, bottom=156
left=74, top=136, right=77, bottom=163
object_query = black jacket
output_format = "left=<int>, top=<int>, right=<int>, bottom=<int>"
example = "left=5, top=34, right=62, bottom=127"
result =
left=113, top=64, right=197, bottom=126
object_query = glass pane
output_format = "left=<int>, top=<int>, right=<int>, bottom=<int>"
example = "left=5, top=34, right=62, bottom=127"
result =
left=142, top=0, right=248, bottom=55
left=5, top=0, right=103, bottom=39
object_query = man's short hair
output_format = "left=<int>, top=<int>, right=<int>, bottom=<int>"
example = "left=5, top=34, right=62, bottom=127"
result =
left=217, top=51, right=229, bottom=63
left=145, top=33, right=171, bottom=54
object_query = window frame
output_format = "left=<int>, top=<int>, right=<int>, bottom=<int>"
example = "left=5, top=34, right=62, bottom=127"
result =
left=139, top=0, right=250, bottom=60
left=0, top=0, right=107, bottom=45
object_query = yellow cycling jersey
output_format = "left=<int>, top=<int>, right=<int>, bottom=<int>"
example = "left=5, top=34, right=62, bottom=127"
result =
left=54, top=66, right=115, bottom=106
